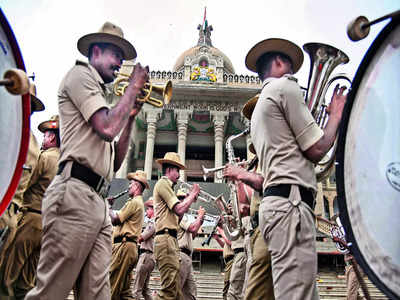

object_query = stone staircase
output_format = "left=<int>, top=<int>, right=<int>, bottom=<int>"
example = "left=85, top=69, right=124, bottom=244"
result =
left=67, top=269, right=390, bottom=300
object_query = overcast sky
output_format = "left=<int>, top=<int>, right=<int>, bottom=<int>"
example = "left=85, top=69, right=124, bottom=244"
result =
left=0, top=0, right=398, bottom=142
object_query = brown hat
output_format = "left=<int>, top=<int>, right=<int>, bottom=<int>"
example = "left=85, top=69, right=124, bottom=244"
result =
left=77, top=22, right=137, bottom=60
left=156, top=152, right=186, bottom=170
left=144, top=197, right=153, bottom=208
left=127, top=170, right=149, bottom=189
left=29, top=83, right=45, bottom=112
left=176, top=189, right=187, bottom=199
left=242, top=94, right=259, bottom=120
left=38, top=115, right=59, bottom=133
left=245, top=38, right=304, bottom=74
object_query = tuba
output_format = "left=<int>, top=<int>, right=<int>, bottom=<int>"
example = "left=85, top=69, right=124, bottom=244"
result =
left=303, top=43, right=351, bottom=181
left=113, top=71, right=172, bottom=108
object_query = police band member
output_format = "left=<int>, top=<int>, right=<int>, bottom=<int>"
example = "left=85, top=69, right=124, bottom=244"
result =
left=176, top=189, right=206, bottom=300
left=133, top=198, right=156, bottom=300
left=245, top=38, right=346, bottom=299
left=223, top=98, right=275, bottom=300
left=0, top=115, right=60, bottom=299
left=109, top=170, right=149, bottom=300
left=153, top=152, right=200, bottom=300
left=26, top=21, right=148, bottom=300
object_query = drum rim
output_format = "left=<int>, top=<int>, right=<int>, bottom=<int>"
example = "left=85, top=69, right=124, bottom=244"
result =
left=336, top=17, right=400, bottom=300
left=0, top=9, right=30, bottom=216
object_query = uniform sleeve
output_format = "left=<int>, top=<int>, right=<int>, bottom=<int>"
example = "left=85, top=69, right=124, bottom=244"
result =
left=63, top=66, right=108, bottom=122
left=158, top=180, right=180, bottom=210
left=142, top=223, right=155, bottom=241
left=118, top=200, right=136, bottom=223
left=279, top=79, right=324, bottom=151
left=179, top=216, right=191, bottom=231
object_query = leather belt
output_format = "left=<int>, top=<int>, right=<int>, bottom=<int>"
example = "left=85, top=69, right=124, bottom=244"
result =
left=57, top=161, right=109, bottom=197
left=234, top=248, right=244, bottom=254
left=114, top=236, right=137, bottom=244
left=263, top=184, right=315, bottom=209
left=224, top=255, right=234, bottom=264
left=180, top=247, right=192, bottom=257
left=155, top=228, right=177, bottom=239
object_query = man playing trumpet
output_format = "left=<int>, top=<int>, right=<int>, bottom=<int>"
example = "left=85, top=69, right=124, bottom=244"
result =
left=176, top=189, right=206, bottom=300
left=153, top=152, right=200, bottom=300
left=26, top=22, right=148, bottom=300
left=108, top=170, right=149, bottom=300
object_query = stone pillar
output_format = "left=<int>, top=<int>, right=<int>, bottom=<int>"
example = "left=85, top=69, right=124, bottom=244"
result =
left=211, top=112, right=229, bottom=183
left=115, top=119, right=138, bottom=178
left=144, top=110, right=160, bottom=180
left=176, top=110, right=191, bottom=180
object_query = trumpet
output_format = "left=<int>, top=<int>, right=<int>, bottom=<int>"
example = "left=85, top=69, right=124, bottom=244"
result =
left=113, top=71, right=173, bottom=108
left=201, top=159, right=252, bottom=181
left=177, top=180, right=225, bottom=205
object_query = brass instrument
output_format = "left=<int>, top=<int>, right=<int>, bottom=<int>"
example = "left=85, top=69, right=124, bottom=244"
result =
left=222, top=128, right=250, bottom=241
left=201, top=159, right=251, bottom=181
left=177, top=180, right=226, bottom=205
left=303, top=43, right=351, bottom=181
left=187, top=208, right=219, bottom=223
left=113, top=72, right=173, bottom=108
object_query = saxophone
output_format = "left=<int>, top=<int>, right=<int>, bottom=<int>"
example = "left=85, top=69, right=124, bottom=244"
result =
left=222, top=128, right=250, bottom=241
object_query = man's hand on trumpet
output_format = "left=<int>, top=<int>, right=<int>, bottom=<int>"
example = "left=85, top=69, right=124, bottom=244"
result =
left=126, top=63, right=149, bottom=117
left=197, top=206, right=206, bottom=220
left=189, top=183, right=200, bottom=201
left=223, top=163, right=245, bottom=181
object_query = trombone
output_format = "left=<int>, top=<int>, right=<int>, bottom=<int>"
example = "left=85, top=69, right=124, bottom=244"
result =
left=113, top=71, right=173, bottom=108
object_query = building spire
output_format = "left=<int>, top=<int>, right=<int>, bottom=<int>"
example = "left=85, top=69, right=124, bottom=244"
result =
left=197, top=7, right=213, bottom=46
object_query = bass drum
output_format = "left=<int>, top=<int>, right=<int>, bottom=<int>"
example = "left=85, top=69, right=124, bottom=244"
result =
left=0, top=9, right=30, bottom=216
left=336, top=16, right=400, bottom=299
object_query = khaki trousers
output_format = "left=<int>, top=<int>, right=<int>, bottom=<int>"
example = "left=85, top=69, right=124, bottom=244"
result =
left=244, top=227, right=275, bottom=300
left=110, top=241, right=138, bottom=300
left=133, top=252, right=155, bottom=300
left=0, top=211, right=41, bottom=299
left=154, top=234, right=182, bottom=300
left=179, top=251, right=197, bottom=300
left=259, top=185, right=319, bottom=300
left=223, top=257, right=233, bottom=300
left=227, top=251, right=246, bottom=300
left=25, top=165, right=113, bottom=300
left=243, top=231, right=252, bottom=293
left=346, top=263, right=365, bottom=300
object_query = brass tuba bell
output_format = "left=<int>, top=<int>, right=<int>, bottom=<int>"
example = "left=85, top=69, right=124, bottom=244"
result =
left=303, top=42, right=352, bottom=181
left=113, top=72, right=172, bottom=108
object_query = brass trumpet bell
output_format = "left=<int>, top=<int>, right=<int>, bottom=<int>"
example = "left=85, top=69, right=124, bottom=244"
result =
left=113, top=72, right=173, bottom=108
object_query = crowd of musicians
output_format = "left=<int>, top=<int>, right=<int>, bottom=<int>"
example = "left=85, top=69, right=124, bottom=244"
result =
left=0, top=20, right=365, bottom=300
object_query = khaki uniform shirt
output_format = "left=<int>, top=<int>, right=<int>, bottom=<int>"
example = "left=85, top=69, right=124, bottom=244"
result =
left=178, top=216, right=193, bottom=253
left=23, top=147, right=60, bottom=211
left=58, top=61, right=114, bottom=181
left=231, top=231, right=244, bottom=250
left=113, top=195, right=144, bottom=241
left=251, top=75, right=324, bottom=192
left=153, top=176, right=180, bottom=232
left=12, top=131, right=40, bottom=207
left=223, top=242, right=234, bottom=259
left=140, top=218, right=155, bottom=252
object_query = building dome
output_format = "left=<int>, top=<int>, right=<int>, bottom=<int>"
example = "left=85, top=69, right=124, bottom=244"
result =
left=172, top=21, right=235, bottom=74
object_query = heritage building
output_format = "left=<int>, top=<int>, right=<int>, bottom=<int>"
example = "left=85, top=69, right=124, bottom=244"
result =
left=108, top=17, right=341, bottom=263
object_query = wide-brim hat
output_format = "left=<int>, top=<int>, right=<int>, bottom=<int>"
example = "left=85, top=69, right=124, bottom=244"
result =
left=29, top=83, right=45, bottom=112
left=144, top=197, right=153, bottom=208
left=245, top=38, right=304, bottom=74
left=127, top=170, right=149, bottom=189
left=77, top=22, right=137, bottom=60
left=156, top=152, right=186, bottom=170
left=38, top=115, right=59, bottom=133
left=242, top=94, right=259, bottom=120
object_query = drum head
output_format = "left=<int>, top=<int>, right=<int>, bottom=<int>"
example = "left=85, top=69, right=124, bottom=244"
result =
left=0, top=9, right=30, bottom=216
left=336, top=18, right=400, bottom=299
